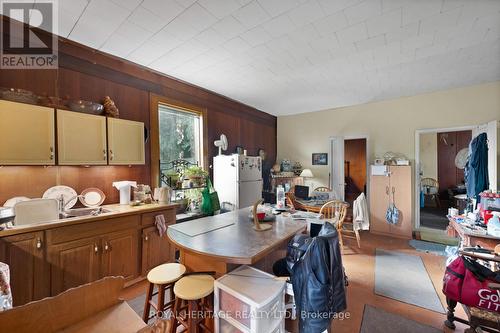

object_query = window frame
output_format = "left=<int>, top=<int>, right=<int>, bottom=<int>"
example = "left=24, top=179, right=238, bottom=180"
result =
left=150, top=94, right=208, bottom=188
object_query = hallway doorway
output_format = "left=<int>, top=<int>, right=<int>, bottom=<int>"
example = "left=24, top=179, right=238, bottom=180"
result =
left=344, top=138, right=367, bottom=206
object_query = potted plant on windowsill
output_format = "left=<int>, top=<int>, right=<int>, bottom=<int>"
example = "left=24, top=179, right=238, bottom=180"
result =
left=184, top=166, right=208, bottom=188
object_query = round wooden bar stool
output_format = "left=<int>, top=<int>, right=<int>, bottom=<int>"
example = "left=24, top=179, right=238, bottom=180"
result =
left=143, top=263, right=186, bottom=323
left=171, top=274, right=214, bottom=333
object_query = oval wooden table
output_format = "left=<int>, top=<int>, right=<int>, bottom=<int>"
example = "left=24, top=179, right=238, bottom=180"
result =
left=294, top=199, right=350, bottom=213
left=167, top=208, right=307, bottom=277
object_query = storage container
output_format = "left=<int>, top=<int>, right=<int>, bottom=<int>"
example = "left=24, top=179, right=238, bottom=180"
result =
left=214, top=265, right=285, bottom=333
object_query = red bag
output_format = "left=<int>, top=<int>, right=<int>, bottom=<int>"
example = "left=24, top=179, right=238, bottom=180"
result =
left=443, top=256, right=466, bottom=302
left=443, top=256, right=500, bottom=313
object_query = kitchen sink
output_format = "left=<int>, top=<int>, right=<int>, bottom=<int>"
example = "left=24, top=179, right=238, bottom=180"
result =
left=60, top=207, right=113, bottom=218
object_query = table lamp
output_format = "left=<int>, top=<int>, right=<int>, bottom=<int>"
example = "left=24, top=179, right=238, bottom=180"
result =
left=300, top=169, right=314, bottom=190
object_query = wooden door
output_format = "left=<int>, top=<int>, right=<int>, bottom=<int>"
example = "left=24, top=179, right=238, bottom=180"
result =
left=0, top=231, right=49, bottom=305
left=141, top=226, right=174, bottom=275
left=369, top=172, right=391, bottom=235
left=388, top=166, right=412, bottom=239
left=0, top=100, right=55, bottom=165
left=49, top=236, right=100, bottom=295
left=57, top=109, right=107, bottom=165
left=101, top=229, right=139, bottom=281
left=107, top=118, right=145, bottom=165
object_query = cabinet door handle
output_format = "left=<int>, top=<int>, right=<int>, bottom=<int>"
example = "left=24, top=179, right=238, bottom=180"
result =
left=36, top=237, right=42, bottom=249
left=144, top=235, right=148, bottom=242
left=94, top=244, right=99, bottom=253
left=109, top=150, right=114, bottom=161
left=103, top=149, right=107, bottom=160
left=104, top=242, right=109, bottom=252
left=49, top=147, right=54, bottom=160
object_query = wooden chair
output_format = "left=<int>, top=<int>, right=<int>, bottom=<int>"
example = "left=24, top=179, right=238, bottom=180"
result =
left=319, top=200, right=360, bottom=250
left=286, top=191, right=296, bottom=210
left=314, top=186, right=332, bottom=192
left=421, top=177, right=440, bottom=208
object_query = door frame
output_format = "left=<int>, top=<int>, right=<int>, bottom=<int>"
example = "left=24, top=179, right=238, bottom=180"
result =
left=414, top=125, right=475, bottom=230
left=329, top=135, right=370, bottom=203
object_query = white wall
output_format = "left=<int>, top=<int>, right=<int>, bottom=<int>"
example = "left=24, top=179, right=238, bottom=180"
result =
left=419, top=132, right=438, bottom=180
left=277, top=82, right=500, bottom=191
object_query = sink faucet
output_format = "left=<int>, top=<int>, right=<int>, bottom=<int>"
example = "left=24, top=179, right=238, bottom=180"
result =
left=58, top=194, right=81, bottom=212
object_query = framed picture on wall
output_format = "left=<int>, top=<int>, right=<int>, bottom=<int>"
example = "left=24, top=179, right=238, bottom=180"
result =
left=312, top=153, right=328, bottom=165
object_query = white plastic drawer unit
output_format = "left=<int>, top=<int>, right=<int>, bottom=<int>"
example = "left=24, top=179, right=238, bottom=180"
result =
left=214, top=265, right=286, bottom=333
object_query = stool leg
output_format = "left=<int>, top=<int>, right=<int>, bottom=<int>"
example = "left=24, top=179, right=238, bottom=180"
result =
left=170, top=297, right=180, bottom=333
left=143, top=282, right=154, bottom=323
left=157, top=283, right=166, bottom=319
left=188, top=300, right=199, bottom=333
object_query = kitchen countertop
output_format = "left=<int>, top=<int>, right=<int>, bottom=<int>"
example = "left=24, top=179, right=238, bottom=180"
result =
left=167, top=208, right=307, bottom=265
left=0, top=203, right=178, bottom=237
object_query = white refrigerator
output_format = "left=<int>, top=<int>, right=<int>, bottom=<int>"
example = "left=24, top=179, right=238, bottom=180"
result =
left=213, top=154, right=263, bottom=210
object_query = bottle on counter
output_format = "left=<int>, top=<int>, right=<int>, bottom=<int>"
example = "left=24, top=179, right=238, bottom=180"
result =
left=276, top=185, right=285, bottom=209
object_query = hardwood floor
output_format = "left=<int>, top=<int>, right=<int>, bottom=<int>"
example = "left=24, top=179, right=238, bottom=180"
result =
left=120, top=232, right=467, bottom=332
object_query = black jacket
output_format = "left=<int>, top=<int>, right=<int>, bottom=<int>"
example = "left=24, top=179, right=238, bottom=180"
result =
left=291, top=222, right=347, bottom=333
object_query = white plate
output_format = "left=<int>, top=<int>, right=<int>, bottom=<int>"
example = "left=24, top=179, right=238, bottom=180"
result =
left=79, top=188, right=105, bottom=207
left=3, top=196, right=30, bottom=208
left=43, top=186, right=78, bottom=209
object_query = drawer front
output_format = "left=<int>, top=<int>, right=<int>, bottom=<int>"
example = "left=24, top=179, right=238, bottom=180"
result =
left=141, top=209, right=175, bottom=227
left=218, top=288, right=251, bottom=328
left=47, top=215, right=140, bottom=244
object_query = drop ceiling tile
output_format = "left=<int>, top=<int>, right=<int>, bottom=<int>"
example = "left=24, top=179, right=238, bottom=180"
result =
left=212, top=16, right=246, bottom=39
left=198, top=0, right=241, bottom=19
left=355, top=34, right=386, bottom=51
left=175, top=0, right=197, bottom=8
left=313, top=11, right=349, bottom=37
left=309, top=35, right=340, bottom=51
left=60, top=0, right=89, bottom=17
left=316, top=0, right=362, bottom=16
left=381, top=0, right=412, bottom=12
left=233, top=1, right=270, bottom=29
left=110, top=0, right=141, bottom=11
left=58, top=8, right=85, bottom=37
left=336, top=22, right=368, bottom=44
left=161, top=15, right=199, bottom=40
left=287, top=0, right=325, bottom=27
left=83, top=0, right=130, bottom=21
left=128, top=40, right=176, bottom=65
left=385, top=22, right=418, bottom=43
left=262, top=14, right=296, bottom=37
left=176, top=3, right=217, bottom=32
left=402, top=1, right=442, bottom=26
left=141, top=0, right=184, bottom=21
left=366, top=8, right=401, bottom=37
left=400, top=33, right=434, bottom=53
left=419, top=7, right=461, bottom=35
left=223, top=37, right=251, bottom=52
left=257, top=0, right=300, bottom=17
left=128, top=6, right=165, bottom=32
left=240, top=26, right=273, bottom=46
left=70, top=16, right=114, bottom=48
left=195, top=28, right=226, bottom=47
left=344, top=0, right=382, bottom=25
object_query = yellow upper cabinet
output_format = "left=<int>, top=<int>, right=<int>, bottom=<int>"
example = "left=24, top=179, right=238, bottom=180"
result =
left=57, top=110, right=107, bottom=165
left=107, top=118, right=145, bottom=165
left=0, top=100, right=55, bottom=165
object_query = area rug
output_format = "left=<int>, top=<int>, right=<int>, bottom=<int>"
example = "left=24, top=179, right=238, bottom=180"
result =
left=359, top=304, right=443, bottom=333
left=127, top=293, right=147, bottom=319
left=409, top=239, right=447, bottom=256
left=374, top=249, right=445, bottom=313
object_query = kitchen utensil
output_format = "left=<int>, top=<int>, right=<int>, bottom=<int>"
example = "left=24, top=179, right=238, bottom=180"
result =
left=3, top=196, right=30, bottom=208
left=43, top=185, right=78, bottom=209
left=14, top=199, right=58, bottom=226
left=79, top=188, right=105, bottom=207
left=112, top=181, right=137, bottom=205
left=66, top=99, right=104, bottom=115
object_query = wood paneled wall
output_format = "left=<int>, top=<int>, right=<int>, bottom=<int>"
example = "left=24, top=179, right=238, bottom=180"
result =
left=0, top=16, right=276, bottom=205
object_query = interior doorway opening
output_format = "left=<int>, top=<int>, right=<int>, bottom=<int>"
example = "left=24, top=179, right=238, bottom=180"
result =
left=419, top=130, right=471, bottom=230
left=344, top=138, right=367, bottom=207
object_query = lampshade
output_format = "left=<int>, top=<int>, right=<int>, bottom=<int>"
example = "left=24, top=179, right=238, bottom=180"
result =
left=300, top=169, right=314, bottom=178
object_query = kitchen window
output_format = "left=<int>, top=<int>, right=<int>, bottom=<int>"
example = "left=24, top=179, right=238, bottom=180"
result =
left=158, top=103, right=203, bottom=166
